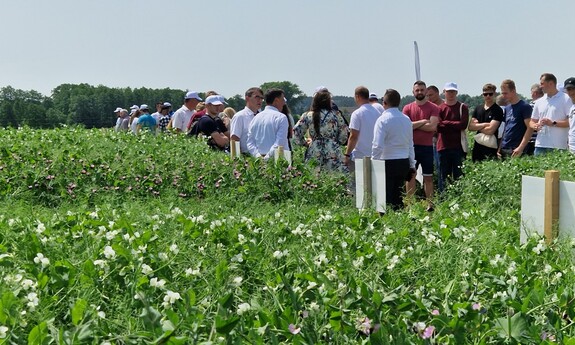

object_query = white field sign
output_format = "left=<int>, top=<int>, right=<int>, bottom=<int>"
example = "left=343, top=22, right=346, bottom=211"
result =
left=355, top=158, right=386, bottom=213
left=274, top=147, right=291, bottom=166
left=520, top=175, right=575, bottom=243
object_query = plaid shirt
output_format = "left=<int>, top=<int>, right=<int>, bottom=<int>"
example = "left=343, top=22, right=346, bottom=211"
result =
left=158, top=115, right=170, bottom=132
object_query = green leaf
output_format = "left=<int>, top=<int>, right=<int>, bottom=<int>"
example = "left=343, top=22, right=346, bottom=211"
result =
left=28, top=321, right=52, bottom=345
left=140, top=306, right=162, bottom=330
left=71, top=298, right=88, bottom=326
left=215, top=315, right=240, bottom=334
left=495, top=312, right=527, bottom=341
left=218, top=293, right=234, bottom=310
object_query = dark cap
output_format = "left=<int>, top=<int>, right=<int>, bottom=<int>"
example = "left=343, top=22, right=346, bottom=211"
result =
left=564, top=77, right=575, bottom=89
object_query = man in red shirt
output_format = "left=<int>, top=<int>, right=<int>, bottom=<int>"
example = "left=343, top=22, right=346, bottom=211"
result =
left=436, top=82, right=469, bottom=192
left=403, top=81, right=439, bottom=211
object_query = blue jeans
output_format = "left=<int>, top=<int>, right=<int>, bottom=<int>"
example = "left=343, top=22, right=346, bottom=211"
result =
left=433, top=138, right=442, bottom=192
left=438, top=148, right=463, bottom=192
left=534, top=147, right=556, bottom=156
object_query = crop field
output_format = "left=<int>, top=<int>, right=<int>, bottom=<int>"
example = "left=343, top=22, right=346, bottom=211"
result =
left=0, top=127, right=575, bottom=344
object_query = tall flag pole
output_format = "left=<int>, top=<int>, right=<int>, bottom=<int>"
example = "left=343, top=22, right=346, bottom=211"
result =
left=414, top=41, right=421, bottom=81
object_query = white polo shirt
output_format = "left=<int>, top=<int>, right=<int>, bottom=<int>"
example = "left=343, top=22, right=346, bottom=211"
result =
left=372, top=107, right=415, bottom=167
left=230, top=107, right=257, bottom=153
left=247, top=106, right=289, bottom=158
left=371, top=102, right=385, bottom=114
left=569, top=103, right=575, bottom=152
left=171, top=105, right=195, bottom=132
left=532, top=91, right=571, bottom=149
left=349, top=103, right=380, bottom=159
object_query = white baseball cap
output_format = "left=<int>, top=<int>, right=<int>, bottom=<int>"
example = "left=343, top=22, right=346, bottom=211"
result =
left=185, top=91, right=203, bottom=101
left=369, top=93, right=378, bottom=100
left=140, top=104, right=149, bottom=111
left=444, top=82, right=458, bottom=91
left=205, top=95, right=223, bottom=105
left=114, top=107, right=122, bottom=113
left=130, top=105, right=139, bottom=110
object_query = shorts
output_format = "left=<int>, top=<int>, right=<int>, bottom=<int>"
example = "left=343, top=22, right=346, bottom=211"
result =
left=414, top=145, right=434, bottom=176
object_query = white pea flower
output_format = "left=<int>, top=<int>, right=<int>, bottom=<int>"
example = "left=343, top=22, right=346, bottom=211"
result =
left=544, top=264, right=553, bottom=274
left=34, top=253, right=50, bottom=268
left=0, top=325, right=8, bottom=339
left=169, top=244, right=179, bottom=254
left=141, top=264, right=153, bottom=275
left=353, top=256, right=364, bottom=268
left=21, top=279, right=36, bottom=290
left=314, top=253, right=328, bottom=267
left=231, top=253, right=243, bottom=263
left=532, top=240, right=546, bottom=255
left=103, top=246, right=116, bottom=259
left=232, top=276, right=243, bottom=287
left=237, top=302, right=251, bottom=315
left=97, top=311, right=106, bottom=319
left=89, top=211, right=99, bottom=219
left=93, top=260, right=106, bottom=269
left=185, top=268, right=200, bottom=276
left=158, top=252, right=169, bottom=261
left=8, top=218, right=17, bottom=227
left=162, top=290, right=181, bottom=308
left=387, top=255, right=400, bottom=270
left=150, top=277, right=166, bottom=289
left=36, top=222, right=46, bottom=234
left=26, top=292, right=39, bottom=310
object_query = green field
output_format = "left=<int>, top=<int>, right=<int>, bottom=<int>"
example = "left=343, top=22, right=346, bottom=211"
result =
left=0, top=127, right=574, bottom=344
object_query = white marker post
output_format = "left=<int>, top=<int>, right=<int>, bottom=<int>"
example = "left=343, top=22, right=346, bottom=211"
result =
left=521, top=170, right=575, bottom=244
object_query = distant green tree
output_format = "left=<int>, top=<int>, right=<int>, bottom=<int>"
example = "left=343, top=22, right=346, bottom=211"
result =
left=260, top=81, right=306, bottom=114
left=225, top=94, right=245, bottom=111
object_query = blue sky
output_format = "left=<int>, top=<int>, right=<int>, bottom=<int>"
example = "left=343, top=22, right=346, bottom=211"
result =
left=2, top=1, right=574, bottom=99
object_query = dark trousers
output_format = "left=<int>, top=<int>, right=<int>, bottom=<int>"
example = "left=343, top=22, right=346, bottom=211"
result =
left=438, top=148, right=463, bottom=192
left=385, top=159, right=410, bottom=210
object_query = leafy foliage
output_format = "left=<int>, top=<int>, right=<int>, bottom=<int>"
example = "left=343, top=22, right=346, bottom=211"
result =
left=0, top=128, right=574, bottom=344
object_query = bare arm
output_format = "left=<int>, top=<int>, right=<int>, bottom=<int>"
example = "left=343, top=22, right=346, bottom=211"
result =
left=210, top=131, right=230, bottom=148
left=419, top=116, right=438, bottom=132
left=512, top=119, right=535, bottom=157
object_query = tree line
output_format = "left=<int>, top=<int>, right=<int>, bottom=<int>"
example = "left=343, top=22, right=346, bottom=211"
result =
left=0, top=82, right=511, bottom=129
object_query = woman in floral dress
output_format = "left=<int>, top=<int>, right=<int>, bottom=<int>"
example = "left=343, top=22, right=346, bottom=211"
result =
left=293, top=90, right=349, bottom=172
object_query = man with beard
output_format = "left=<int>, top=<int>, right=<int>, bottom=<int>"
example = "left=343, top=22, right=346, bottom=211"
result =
left=403, top=81, right=439, bottom=211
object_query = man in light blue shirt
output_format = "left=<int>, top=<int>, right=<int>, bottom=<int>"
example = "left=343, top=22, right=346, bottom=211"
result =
left=247, top=88, right=289, bottom=159
left=372, top=89, right=415, bottom=211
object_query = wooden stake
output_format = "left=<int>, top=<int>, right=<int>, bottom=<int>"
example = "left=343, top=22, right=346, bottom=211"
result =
left=363, top=157, right=372, bottom=209
left=544, top=170, right=560, bottom=244
left=230, top=139, right=237, bottom=159
left=277, top=146, right=284, bottom=161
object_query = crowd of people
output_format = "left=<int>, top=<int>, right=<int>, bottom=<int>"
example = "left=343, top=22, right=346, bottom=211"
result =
left=112, top=73, right=575, bottom=210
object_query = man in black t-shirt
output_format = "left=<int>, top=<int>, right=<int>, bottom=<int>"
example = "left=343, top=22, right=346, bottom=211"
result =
left=196, top=95, right=229, bottom=150
left=468, top=83, right=504, bottom=162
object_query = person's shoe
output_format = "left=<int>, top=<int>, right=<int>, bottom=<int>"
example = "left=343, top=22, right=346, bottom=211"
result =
left=426, top=205, right=434, bottom=212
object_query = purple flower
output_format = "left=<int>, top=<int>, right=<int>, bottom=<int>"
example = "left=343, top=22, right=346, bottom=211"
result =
left=288, top=324, right=301, bottom=335
left=431, top=309, right=440, bottom=316
left=421, top=326, right=435, bottom=339
left=358, top=317, right=371, bottom=335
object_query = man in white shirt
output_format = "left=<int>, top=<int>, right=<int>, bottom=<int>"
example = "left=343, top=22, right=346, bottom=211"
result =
left=247, top=88, right=289, bottom=159
left=372, top=89, right=416, bottom=211
left=230, top=87, right=264, bottom=154
left=369, top=93, right=385, bottom=114
left=170, top=91, right=202, bottom=133
left=530, top=73, right=571, bottom=154
left=563, top=77, right=575, bottom=153
left=344, top=86, right=380, bottom=164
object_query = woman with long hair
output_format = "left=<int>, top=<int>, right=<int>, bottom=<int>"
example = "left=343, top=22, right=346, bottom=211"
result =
left=293, top=90, right=349, bottom=172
